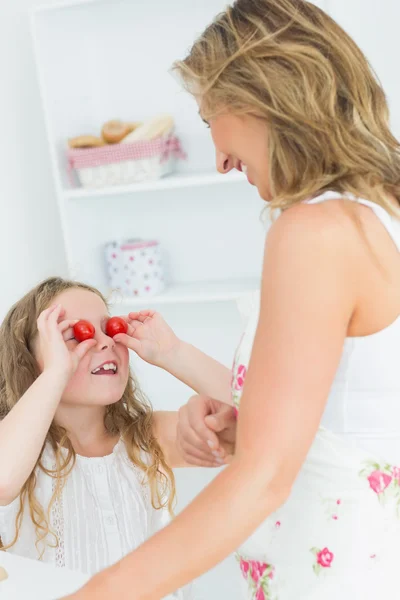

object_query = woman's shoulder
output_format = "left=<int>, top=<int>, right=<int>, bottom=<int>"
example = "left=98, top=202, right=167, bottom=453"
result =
left=261, top=197, right=360, bottom=317
left=267, top=197, right=359, bottom=262
left=272, top=196, right=359, bottom=235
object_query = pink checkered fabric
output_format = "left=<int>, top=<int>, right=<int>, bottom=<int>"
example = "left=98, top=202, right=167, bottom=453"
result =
left=121, top=240, right=158, bottom=251
left=67, top=134, right=186, bottom=171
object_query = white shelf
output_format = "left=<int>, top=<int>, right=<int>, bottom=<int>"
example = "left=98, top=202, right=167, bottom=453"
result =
left=35, top=0, right=99, bottom=13
left=64, top=170, right=247, bottom=199
left=109, top=279, right=260, bottom=307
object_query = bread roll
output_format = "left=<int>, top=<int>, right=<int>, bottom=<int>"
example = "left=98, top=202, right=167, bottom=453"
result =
left=121, top=114, right=174, bottom=143
left=68, top=135, right=106, bottom=149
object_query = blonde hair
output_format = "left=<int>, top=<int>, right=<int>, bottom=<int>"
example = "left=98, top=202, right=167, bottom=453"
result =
left=174, top=0, right=400, bottom=216
left=0, top=277, right=175, bottom=558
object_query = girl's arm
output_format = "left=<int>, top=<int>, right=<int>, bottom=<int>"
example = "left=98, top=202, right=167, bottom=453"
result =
left=0, top=306, right=95, bottom=505
left=158, top=342, right=232, bottom=404
left=114, top=313, right=232, bottom=404
left=0, top=369, right=67, bottom=505
left=67, top=202, right=357, bottom=600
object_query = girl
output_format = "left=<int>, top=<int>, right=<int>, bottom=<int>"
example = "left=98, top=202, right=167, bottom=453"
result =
left=0, top=277, right=235, bottom=597
left=67, top=0, right=400, bottom=599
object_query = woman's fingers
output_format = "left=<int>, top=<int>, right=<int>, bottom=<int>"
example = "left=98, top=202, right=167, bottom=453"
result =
left=177, top=429, right=222, bottom=462
left=186, top=397, right=220, bottom=450
left=179, top=406, right=221, bottom=455
left=176, top=432, right=224, bottom=467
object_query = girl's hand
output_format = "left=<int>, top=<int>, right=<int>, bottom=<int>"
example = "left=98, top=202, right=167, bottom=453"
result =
left=37, top=304, right=97, bottom=381
left=113, top=310, right=181, bottom=367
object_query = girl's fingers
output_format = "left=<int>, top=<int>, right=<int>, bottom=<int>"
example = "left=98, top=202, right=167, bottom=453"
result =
left=46, top=305, right=64, bottom=337
left=126, top=323, right=136, bottom=337
left=56, top=306, right=66, bottom=322
left=113, top=333, right=142, bottom=353
left=126, top=320, right=143, bottom=333
left=73, top=338, right=97, bottom=362
left=128, top=310, right=155, bottom=323
left=37, top=304, right=58, bottom=332
left=58, top=319, right=79, bottom=333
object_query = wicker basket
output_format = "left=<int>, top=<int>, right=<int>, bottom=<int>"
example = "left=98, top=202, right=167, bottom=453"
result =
left=67, top=134, right=185, bottom=189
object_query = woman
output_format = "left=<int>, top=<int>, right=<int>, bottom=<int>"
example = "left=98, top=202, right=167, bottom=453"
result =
left=66, top=0, right=400, bottom=598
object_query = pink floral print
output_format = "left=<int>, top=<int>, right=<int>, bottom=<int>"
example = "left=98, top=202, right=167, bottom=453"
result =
left=367, top=471, right=392, bottom=494
left=231, top=346, right=246, bottom=411
left=310, top=547, right=334, bottom=575
left=240, top=559, right=251, bottom=578
left=235, top=364, right=247, bottom=391
left=360, top=460, right=400, bottom=511
left=237, top=555, right=275, bottom=599
left=255, top=588, right=265, bottom=600
left=321, top=497, right=344, bottom=522
left=392, top=467, right=400, bottom=484
left=317, top=548, right=334, bottom=568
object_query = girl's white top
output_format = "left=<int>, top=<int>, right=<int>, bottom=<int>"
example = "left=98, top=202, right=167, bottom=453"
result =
left=0, top=438, right=199, bottom=599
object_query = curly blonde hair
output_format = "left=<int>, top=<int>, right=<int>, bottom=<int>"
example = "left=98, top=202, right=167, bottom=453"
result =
left=0, top=277, right=175, bottom=558
left=174, top=0, right=400, bottom=216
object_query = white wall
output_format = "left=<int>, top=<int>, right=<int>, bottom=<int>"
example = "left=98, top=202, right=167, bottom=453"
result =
left=0, top=0, right=67, bottom=321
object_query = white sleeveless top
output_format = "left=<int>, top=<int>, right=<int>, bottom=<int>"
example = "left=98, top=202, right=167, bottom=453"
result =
left=0, top=439, right=198, bottom=600
left=233, top=192, right=400, bottom=600
left=309, top=192, right=400, bottom=460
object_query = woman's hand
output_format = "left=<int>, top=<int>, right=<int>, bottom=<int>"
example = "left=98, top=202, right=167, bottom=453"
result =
left=177, top=395, right=237, bottom=465
left=113, top=310, right=181, bottom=368
left=37, top=304, right=97, bottom=382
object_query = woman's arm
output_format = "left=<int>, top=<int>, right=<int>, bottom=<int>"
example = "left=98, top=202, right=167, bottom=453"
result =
left=68, top=202, right=357, bottom=600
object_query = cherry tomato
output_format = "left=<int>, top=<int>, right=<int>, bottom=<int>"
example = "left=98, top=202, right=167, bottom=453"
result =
left=73, top=320, right=95, bottom=342
left=106, top=316, right=128, bottom=338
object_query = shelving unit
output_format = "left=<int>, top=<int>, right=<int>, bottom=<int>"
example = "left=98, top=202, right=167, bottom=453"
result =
left=31, top=0, right=266, bottom=308
left=65, top=170, right=247, bottom=200
left=110, top=278, right=260, bottom=307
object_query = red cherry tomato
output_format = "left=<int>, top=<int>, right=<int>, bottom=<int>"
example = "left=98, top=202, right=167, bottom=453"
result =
left=106, top=316, right=128, bottom=338
left=73, top=320, right=95, bottom=342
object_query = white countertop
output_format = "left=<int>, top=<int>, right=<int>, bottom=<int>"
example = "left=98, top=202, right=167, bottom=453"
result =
left=0, top=553, right=90, bottom=599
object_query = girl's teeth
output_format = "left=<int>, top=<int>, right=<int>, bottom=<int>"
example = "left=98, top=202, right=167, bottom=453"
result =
left=241, top=164, right=248, bottom=174
left=92, top=363, right=117, bottom=374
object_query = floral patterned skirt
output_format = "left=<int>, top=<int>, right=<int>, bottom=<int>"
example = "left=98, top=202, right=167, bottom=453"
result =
left=235, top=427, right=400, bottom=599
